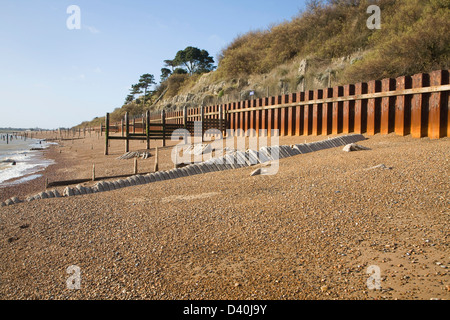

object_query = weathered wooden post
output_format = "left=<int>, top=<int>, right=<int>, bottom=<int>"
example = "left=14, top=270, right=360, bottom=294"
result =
left=161, top=110, right=166, bottom=147
left=395, top=76, right=410, bottom=136
left=244, top=103, right=250, bottom=136
left=219, top=104, right=224, bottom=137
left=104, top=113, right=110, bottom=155
left=273, top=96, right=280, bottom=137
left=287, top=94, right=294, bottom=136
left=280, top=96, right=287, bottom=136
left=383, top=79, right=396, bottom=134
left=267, top=97, right=274, bottom=138
left=410, top=73, right=426, bottom=138
left=238, top=101, right=244, bottom=136
left=342, top=85, right=351, bottom=134
left=174, top=146, right=178, bottom=169
left=183, top=105, right=189, bottom=144
left=312, top=89, right=323, bottom=136
left=367, top=80, right=380, bottom=136
left=125, top=112, right=130, bottom=153
left=429, top=70, right=447, bottom=139
left=200, top=105, right=205, bottom=142
left=134, top=157, right=138, bottom=174
left=146, top=110, right=150, bottom=150
left=92, top=164, right=96, bottom=181
left=304, top=91, right=312, bottom=136
left=332, top=86, right=343, bottom=135
left=261, top=98, right=268, bottom=137
left=154, top=146, right=159, bottom=172
left=354, top=83, right=366, bottom=134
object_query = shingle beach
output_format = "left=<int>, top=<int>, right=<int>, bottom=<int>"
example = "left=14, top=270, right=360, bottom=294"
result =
left=0, top=132, right=449, bottom=300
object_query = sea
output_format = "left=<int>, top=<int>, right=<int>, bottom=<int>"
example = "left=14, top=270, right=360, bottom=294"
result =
left=0, top=133, right=56, bottom=188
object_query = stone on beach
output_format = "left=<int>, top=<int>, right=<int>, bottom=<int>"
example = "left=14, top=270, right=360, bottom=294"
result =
left=343, top=143, right=371, bottom=152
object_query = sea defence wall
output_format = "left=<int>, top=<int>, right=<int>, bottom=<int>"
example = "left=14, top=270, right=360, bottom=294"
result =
left=106, top=69, right=449, bottom=141
left=0, top=134, right=366, bottom=207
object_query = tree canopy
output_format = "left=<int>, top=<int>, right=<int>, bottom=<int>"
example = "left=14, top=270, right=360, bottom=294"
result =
left=173, top=46, right=216, bottom=75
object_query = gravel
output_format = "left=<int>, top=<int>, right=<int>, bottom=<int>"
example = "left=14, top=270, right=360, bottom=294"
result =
left=0, top=132, right=448, bottom=300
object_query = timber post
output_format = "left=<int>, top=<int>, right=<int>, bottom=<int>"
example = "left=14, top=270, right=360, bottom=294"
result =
left=125, top=112, right=130, bottom=153
left=146, top=110, right=150, bottom=150
left=161, top=110, right=166, bottom=147
left=104, top=113, right=110, bottom=155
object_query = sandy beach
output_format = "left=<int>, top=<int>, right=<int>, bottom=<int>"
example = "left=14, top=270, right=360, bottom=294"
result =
left=0, top=131, right=448, bottom=300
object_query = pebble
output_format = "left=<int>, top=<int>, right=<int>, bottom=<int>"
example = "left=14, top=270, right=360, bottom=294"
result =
left=0, top=132, right=448, bottom=300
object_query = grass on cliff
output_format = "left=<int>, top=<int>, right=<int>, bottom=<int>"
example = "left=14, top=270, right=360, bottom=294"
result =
left=75, top=0, right=450, bottom=128
left=215, top=0, right=450, bottom=83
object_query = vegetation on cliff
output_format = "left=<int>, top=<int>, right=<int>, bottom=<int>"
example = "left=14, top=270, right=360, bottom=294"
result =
left=76, top=0, right=450, bottom=128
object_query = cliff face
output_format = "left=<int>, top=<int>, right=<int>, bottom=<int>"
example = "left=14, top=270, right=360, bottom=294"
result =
left=154, top=51, right=366, bottom=111
left=152, top=0, right=449, bottom=112
left=75, top=0, right=449, bottom=128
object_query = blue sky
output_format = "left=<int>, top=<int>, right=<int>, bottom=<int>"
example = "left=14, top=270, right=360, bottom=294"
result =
left=0, top=0, right=307, bottom=129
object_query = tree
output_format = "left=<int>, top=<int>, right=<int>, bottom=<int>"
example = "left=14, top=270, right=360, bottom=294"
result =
left=160, top=68, right=172, bottom=82
left=124, top=94, right=134, bottom=105
left=130, top=83, right=143, bottom=96
left=173, top=46, right=216, bottom=75
left=130, top=73, right=156, bottom=109
left=173, top=68, right=188, bottom=75
left=137, top=73, right=156, bottom=95
left=163, top=59, right=179, bottom=72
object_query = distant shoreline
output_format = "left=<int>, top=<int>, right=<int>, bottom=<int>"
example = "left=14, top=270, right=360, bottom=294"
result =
left=0, top=139, right=61, bottom=202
